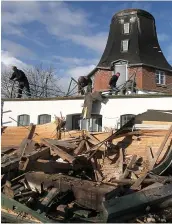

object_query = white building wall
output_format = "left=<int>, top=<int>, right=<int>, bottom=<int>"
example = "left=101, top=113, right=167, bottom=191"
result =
left=2, top=96, right=172, bottom=129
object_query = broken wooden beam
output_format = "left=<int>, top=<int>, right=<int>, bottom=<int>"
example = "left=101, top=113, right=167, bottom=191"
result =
left=87, top=130, right=142, bottom=160
left=119, top=155, right=137, bottom=179
left=118, top=148, right=124, bottom=177
left=150, top=124, right=172, bottom=169
left=102, top=183, right=172, bottom=222
left=74, top=140, right=85, bottom=155
left=130, top=171, right=148, bottom=190
left=102, top=178, right=164, bottom=186
left=24, top=159, right=90, bottom=173
left=25, top=172, right=116, bottom=211
left=41, top=138, right=75, bottom=163
left=91, top=157, right=103, bottom=182
left=1, top=147, right=50, bottom=174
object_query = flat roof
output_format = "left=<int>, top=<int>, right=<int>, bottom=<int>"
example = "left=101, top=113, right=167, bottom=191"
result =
left=2, top=94, right=172, bottom=102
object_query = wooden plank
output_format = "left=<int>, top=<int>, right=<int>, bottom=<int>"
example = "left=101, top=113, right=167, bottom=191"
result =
left=119, top=155, right=137, bottom=179
left=150, top=124, right=172, bottom=169
left=102, top=183, right=172, bottom=222
left=146, top=146, right=154, bottom=170
left=102, top=178, right=161, bottom=186
left=27, top=124, right=36, bottom=139
left=91, top=157, right=102, bottom=182
left=151, top=146, right=172, bottom=175
left=85, top=141, right=91, bottom=151
left=2, top=147, right=50, bottom=174
left=130, top=126, right=172, bottom=190
left=41, top=138, right=75, bottom=163
left=40, top=187, right=59, bottom=207
left=88, top=130, right=142, bottom=160
left=26, top=159, right=90, bottom=173
left=86, top=131, right=100, bottom=143
left=130, top=171, right=148, bottom=190
left=74, top=140, right=86, bottom=155
left=25, top=172, right=116, bottom=211
left=118, top=148, right=124, bottom=176
left=43, top=138, right=77, bottom=150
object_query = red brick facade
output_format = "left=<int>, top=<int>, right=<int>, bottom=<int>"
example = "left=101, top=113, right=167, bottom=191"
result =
left=93, top=69, right=112, bottom=92
left=92, top=66, right=172, bottom=93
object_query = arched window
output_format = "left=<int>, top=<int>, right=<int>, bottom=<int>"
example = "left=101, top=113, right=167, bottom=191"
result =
left=38, top=114, right=51, bottom=125
left=120, top=114, right=135, bottom=127
left=18, top=114, right=30, bottom=126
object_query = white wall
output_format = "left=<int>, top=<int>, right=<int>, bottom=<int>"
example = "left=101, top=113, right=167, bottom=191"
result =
left=2, top=96, right=172, bottom=129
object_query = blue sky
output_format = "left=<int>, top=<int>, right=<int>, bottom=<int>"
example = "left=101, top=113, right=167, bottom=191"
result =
left=1, top=1, right=172, bottom=89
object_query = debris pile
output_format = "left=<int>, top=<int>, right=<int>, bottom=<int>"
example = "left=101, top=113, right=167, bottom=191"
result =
left=1, top=114, right=172, bottom=223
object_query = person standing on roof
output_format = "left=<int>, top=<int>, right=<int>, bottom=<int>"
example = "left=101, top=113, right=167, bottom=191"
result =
left=109, top=72, right=120, bottom=91
left=10, top=66, right=31, bottom=98
left=78, top=76, right=92, bottom=95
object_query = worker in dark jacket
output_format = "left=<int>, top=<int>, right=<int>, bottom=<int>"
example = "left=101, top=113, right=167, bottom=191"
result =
left=109, top=72, right=120, bottom=90
left=78, top=76, right=92, bottom=95
left=10, top=66, right=31, bottom=98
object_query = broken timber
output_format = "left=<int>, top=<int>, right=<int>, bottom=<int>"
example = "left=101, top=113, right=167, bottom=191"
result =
left=131, top=125, right=172, bottom=190
left=25, top=172, right=116, bottom=211
left=102, top=183, right=172, bottom=222
left=41, top=138, right=75, bottom=163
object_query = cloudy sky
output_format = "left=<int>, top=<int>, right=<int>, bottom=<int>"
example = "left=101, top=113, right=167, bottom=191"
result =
left=1, top=1, right=172, bottom=90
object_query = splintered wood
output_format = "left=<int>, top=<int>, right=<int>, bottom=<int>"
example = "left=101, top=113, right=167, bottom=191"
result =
left=2, top=121, right=172, bottom=192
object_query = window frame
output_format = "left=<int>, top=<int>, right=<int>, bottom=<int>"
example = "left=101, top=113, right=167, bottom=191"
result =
left=71, top=114, right=102, bottom=132
left=18, top=114, right=30, bottom=126
left=38, top=114, right=51, bottom=125
left=121, top=39, right=129, bottom=52
left=155, top=70, right=166, bottom=85
left=120, top=114, right=135, bottom=127
left=123, top=23, right=130, bottom=34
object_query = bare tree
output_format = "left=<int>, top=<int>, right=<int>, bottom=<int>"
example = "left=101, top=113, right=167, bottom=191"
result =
left=1, top=64, right=65, bottom=98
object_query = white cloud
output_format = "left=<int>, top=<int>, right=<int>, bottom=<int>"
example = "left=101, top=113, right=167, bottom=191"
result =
left=67, top=64, right=95, bottom=79
left=158, top=33, right=170, bottom=42
left=70, top=32, right=108, bottom=53
left=54, top=56, right=99, bottom=66
left=1, top=50, right=29, bottom=70
left=2, top=39, right=35, bottom=58
left=1, top=1, right=103, bottom=53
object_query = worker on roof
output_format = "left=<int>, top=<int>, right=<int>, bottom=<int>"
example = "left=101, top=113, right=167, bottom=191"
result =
left=78, top=76, right=92, bottom=95
left=10, top=66, right=31, bottom=98
left=109, top=72, right=120, bottom=92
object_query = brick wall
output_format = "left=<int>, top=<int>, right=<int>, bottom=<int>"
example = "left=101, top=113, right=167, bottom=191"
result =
left=93, top=69, right=112, bottom=92
left=92, top=66, right=172, bottom=93
left=128, top=67, right=143, bottom=89
left=140, top=66, right=172, bottom=93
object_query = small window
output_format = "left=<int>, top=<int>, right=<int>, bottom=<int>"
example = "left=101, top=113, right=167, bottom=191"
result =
left=72, top=114, right=81, bottom=130
left=18, top=114, right=30, bottom=126
left=38, top=114, right=51, bottom=125
left=155, top=70, right=165, bottom=85
left=123, top=23, right=130, bottom=34
left=120, top=114, right=135, bottom=127
left=71, top=114, right=102, bottom=132
left=121, top=40, right=129, bottom=52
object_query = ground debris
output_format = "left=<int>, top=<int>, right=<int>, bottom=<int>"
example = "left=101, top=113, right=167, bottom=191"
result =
left=1, top=115, right=172, bottom=223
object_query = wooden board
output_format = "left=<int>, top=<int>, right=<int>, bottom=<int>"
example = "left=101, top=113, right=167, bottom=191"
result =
left=1, top=122, right=58, bottom=148
left=142, top=121, right=172, bottom=125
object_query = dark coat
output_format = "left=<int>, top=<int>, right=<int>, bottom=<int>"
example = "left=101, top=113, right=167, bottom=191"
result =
left=10, top=69, right=28, bottom=83
left=78, top=76, right=92, bottom=88
left=109, top=75, right=119, bottom=87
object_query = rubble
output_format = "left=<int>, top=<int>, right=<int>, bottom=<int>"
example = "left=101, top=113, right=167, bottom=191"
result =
left=1, top=112, right=172, bottom=223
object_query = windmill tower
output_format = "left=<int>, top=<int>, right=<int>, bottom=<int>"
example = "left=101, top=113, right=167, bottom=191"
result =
left=89, top=9, right=172, bottom=93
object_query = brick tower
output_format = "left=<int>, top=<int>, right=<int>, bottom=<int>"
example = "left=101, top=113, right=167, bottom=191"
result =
left=89, top=9, right=172, bottom=93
